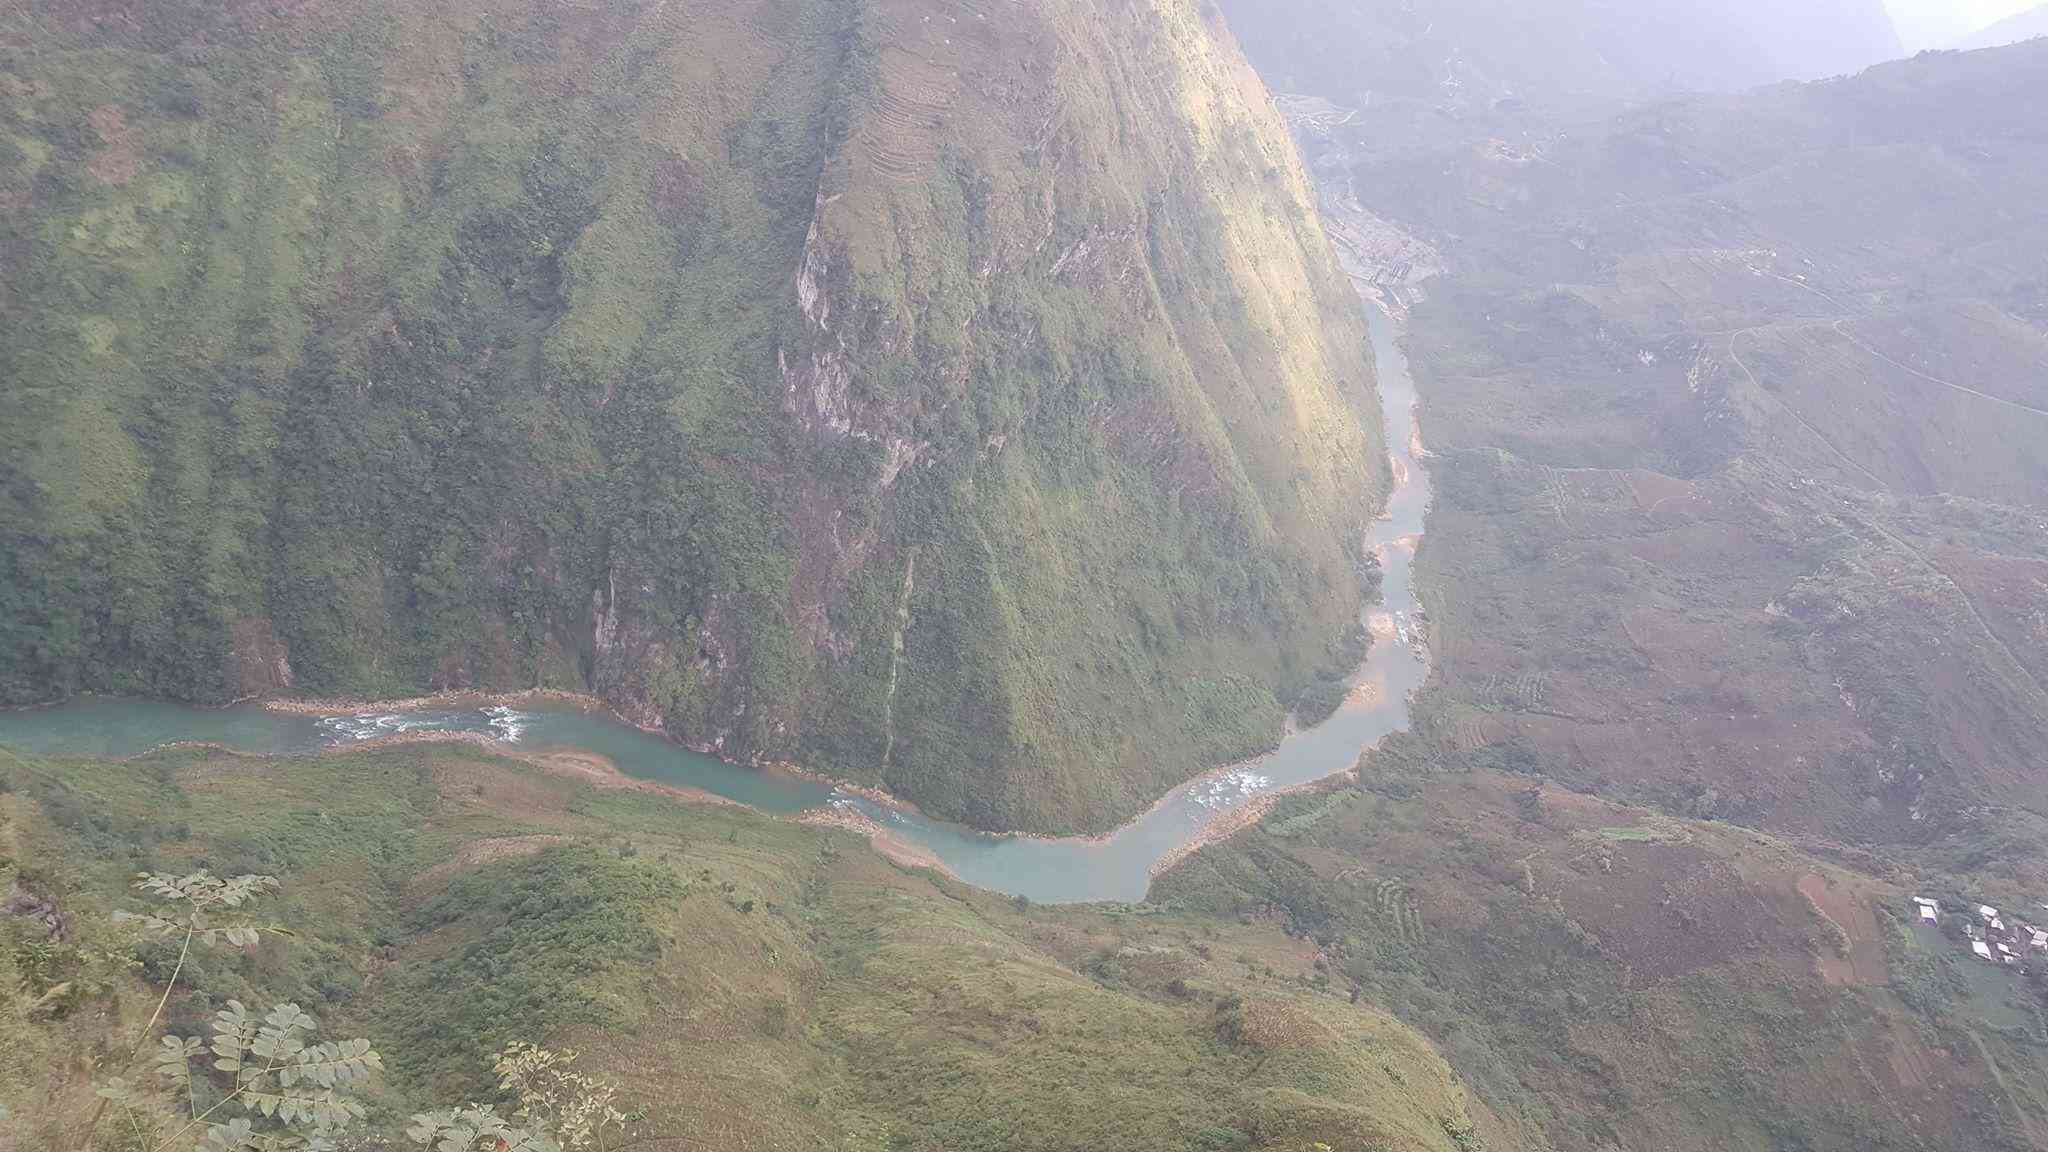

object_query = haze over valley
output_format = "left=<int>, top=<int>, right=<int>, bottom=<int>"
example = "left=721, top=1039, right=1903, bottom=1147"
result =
left=2, top=2, right=2047, bottom=1151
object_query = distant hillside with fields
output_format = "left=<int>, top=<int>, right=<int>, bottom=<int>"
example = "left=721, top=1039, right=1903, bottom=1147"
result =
left=1145, top=31, right=2048, bottom=1152
left=1336, top=38, right=2048, bottom=879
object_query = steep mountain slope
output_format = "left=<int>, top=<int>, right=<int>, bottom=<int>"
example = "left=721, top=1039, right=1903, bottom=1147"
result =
left=1218, top=0, right=1903, bottom=106
left=0, top=0, right=1387, bottom=834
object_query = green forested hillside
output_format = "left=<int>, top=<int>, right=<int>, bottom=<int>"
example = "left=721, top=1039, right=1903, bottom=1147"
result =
left=0, top=0, right=1386, bottom=833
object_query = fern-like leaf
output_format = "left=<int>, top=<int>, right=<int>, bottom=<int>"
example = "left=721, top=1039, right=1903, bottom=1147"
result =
left=405, top=1106, right=560, bottom=1152
left=213, top=999, right=258, bottom=1070
left=251, top=1002, right=315, bottom=1062
left=201, top=1118, right=260, bottom=1152
left=112, top=910, right=188, bottom=937
left=133, top=872, right=281, bottom=910
left=155, top=1034, right=204, bottom=1090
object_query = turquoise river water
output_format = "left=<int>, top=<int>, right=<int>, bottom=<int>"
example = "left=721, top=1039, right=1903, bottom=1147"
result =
left=0, top=310, right=1431, bottom=904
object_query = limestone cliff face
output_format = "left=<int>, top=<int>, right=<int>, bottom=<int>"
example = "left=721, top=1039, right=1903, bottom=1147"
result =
left=0, top=0, right=1384, bottom=832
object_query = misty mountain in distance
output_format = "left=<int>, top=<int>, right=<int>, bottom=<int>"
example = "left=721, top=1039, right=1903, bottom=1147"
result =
left=1956, top=2, right=2048, bottom=48
left=1202, top=33, right=2048, bottom=1150
left=1217, top=0, right=1903, bottom=106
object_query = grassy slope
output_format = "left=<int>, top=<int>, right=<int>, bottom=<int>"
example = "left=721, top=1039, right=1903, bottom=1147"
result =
left=1155, top=758, right=2048, bottom=1152
left=0, top=741, right=1493, bottom=1152
left=0, top=0, right=1386, bottom=836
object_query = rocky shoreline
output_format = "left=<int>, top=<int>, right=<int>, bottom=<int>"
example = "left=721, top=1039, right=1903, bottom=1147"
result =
left=796, top=807, right=957, bottom=878
left=263, top=687, right=611, bottom=718
left=1147, top=769, right=1359, bottom=879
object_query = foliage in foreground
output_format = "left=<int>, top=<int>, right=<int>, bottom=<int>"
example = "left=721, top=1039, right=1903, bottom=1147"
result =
left=90, top=869, right=629, bottom=1152
left=0, top=743, right=1496, bottom=1152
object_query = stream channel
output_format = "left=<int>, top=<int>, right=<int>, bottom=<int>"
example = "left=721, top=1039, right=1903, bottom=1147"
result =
left=0, top=309, right=1431, bottom=904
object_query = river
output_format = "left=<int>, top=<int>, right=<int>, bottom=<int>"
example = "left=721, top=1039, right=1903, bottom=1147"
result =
left=0, top=309, right=1430, bottom=904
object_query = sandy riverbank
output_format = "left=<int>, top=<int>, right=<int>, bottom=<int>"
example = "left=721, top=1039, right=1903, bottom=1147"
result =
left=263, top=691, right=924, bottom=812
left=283, top=725, right=957, bottom=874
left=317, top=728, right=748, bottom=809
left=264, top=688, right=612, bottom=717
left=1147, top=770, right=1358, bottom=879
left=768, top=764, right=921, bottom=814
left=797, top=806, right=956, bottom=878
left=519, top=747, right=745, bottom=808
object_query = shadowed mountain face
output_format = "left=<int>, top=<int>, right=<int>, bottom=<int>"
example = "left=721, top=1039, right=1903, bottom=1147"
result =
left=1219, top=0, right=1903, bottom=104
left=0, top=0, right=1387, bottom=835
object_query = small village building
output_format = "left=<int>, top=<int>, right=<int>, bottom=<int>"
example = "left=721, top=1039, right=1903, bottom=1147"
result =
left=1975, top=940, right=1995, bottom=960
left=1993, top=917, right=2007, bottom=931
left=2032, top=930, right=2047, bottom=950
left=1920, top=904, right=1940, bottom=924
left=1981, top=905, right=2001, bottom=920
left=1999, top=943, right=2014, bottom=956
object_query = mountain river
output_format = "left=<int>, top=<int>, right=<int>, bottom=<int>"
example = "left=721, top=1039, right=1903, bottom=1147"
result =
left=0, top=310, right=1430, bottom=903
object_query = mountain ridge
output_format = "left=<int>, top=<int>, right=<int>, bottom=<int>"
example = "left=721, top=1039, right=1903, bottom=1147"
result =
left=1217, top=0, right=1903, bottom=107
left=1956, top=3, right=2048, bottom=49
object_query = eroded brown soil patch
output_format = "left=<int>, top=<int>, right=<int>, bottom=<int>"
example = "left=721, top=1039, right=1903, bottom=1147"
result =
left=1797, top=872, right=1888, bottom=986
left=86, top=104, right=138, bottom=185
left=410, top=835, right=566, bottom=896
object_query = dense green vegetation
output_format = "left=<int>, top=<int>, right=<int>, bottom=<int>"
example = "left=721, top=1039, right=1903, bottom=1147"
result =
left=383, top=846, right=681, bottom=1097
left=0, top=0, right=1386, bottom=835
left=0, top=740, right=1493, bottom=1152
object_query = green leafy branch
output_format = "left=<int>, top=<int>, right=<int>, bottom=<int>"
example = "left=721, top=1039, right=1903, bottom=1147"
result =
left=406, top=1106, right=560, bottom=1152
left=81, top=872, right=288, bottom=1151
left=79, top=872, right=636, bottom=1152
left=100, top=998, right=382, bottom=1151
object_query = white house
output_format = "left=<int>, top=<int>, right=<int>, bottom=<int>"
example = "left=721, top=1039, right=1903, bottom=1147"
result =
left=1975, top=940, right=1995, bottom=960
left=1981, top=905, right=2001, bottom=920
left=1920, top=905, right=1940, bottom=924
